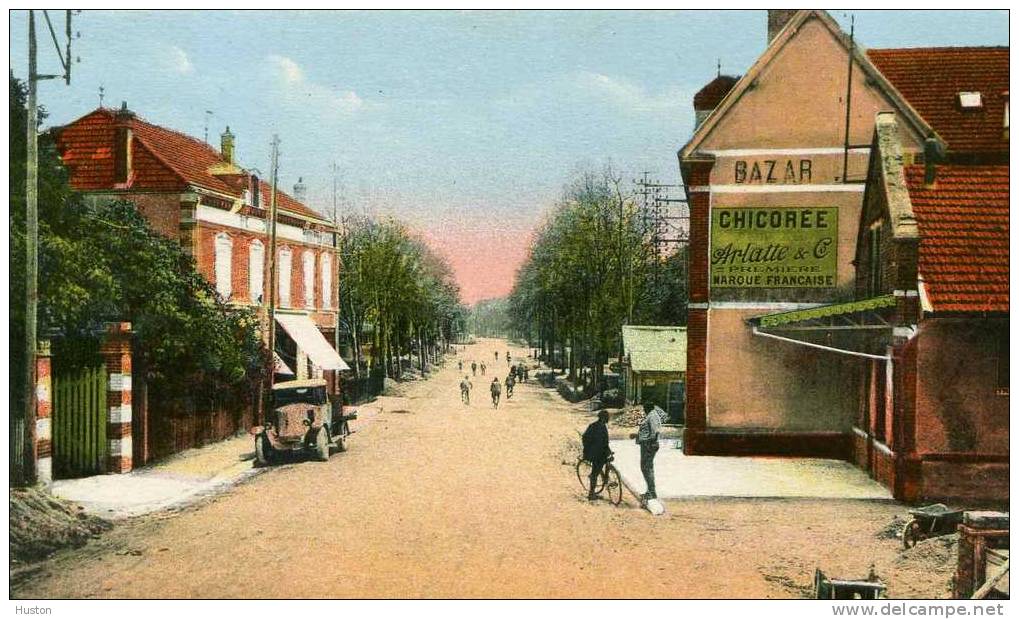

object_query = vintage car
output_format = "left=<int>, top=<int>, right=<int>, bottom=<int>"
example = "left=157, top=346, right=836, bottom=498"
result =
left=252, top=378, right=356, bottom=465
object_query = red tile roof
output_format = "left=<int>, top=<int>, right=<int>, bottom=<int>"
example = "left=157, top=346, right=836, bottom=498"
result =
left=55, top=108, right=326, bottom=221
left=693, top=75, right=740, bottom=111
left=868, top=47, right=1008, bottom=154
left=905, top=164, right=1008, bottom=313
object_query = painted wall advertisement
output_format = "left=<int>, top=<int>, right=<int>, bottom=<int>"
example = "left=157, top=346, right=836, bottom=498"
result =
left=710, top=207, right=838, bottom=288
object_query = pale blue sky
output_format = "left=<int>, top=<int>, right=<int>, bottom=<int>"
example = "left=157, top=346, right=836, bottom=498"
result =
left=9, top=10, right=1008, bottom=301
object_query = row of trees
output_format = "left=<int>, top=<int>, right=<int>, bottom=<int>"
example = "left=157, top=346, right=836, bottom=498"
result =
left=469, top=298, right=511, bottom=339
left=507, top=167, right=688, bottom=391
left=337, top=215, right=468, bottom=382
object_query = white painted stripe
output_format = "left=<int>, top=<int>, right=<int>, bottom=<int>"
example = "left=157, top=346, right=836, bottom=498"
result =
left=702, top=147, right=871, bottom=157
left=108, top=373, right=132, bottom=392
left=709, top=184, right=866, bottom=194
left=688, top=302, right=709, bottom=309
left=36, top=417, right=51, bottom=441
left=197, top=205, right=336, bottom=249
left=852, top=426, right=869, bottom=439
left=686, top=186, right=710, bottom=193
left=108, top=404, right=132, bottom=424
left=37, top=457, right=52, bottom=484
left=109, top=437, right=132, bottom=457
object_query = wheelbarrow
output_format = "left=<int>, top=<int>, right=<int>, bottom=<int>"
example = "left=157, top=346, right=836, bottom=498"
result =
left=901, top=503, right=965, bottom=549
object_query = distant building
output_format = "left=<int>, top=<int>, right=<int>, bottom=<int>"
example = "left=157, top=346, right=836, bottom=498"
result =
left=621, top=326, right=687, bottom=423
left=54, top=104, right=348, bottom=384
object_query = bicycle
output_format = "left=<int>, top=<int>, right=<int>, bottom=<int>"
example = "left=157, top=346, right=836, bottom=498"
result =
left=576, top=455, right=624, bottom=506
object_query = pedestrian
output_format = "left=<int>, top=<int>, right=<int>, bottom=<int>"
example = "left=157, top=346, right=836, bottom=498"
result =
left=495, top=351, right=499, bottom=360
left=523, top=365, right=529, bottom=382
left=505, top=372, right=515, bottom=399
left=506, top=351, right=512, bottom=366
left=490, top=377, right=502, bottom=407
left=472, top=361, right=477, bottom=376
left=581, top=409, right=612, bottom=501
left=460, top=375, right=473, bottom=405
left=518, top=363, right=526, bottom=382
left=480, top=362, right=487, bottom=376
left=636, top=401, right=667, bottom=504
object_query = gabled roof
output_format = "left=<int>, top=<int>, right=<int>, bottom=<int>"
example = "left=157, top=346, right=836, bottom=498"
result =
left=906, top=164, right=1009, bottom=313
left=680, top=10, right=938, bottom=160
left=55, top=108, right=328, bottom=222
left=868, top=47, right=1009, bottom=155
left=621, top=326, right=687, bottom=373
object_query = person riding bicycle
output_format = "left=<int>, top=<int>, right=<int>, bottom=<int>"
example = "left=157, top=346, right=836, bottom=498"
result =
left=490, top=377, right=502, bottom=407
left=505, top=373, right=515, bottom=399
left=460, top=376, right=472, bottom=405
left=582, top=409, right=613, bottom=501
left=480, top=362, right=487, bottom=376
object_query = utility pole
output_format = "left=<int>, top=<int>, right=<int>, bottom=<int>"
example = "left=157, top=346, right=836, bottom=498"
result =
left=267, top=135, right=281, bottom=390
left=18, top=10, right=73, bottom=487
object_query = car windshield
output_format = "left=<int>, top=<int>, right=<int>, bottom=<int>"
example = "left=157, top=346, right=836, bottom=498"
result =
left=274, top=386, right=326, bottom=407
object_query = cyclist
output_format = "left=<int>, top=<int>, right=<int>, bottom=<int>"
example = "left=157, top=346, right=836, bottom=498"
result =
left=458, top=359, right=463, bottom=372
left=460, top=375, right=472, bottom=405
left=480, top=362, right=487, bottom=376
left=471, top=361, right=477, bottom=377
left=505, top=372, right=515, bottom=399
left=490, top=377, right=502, bottom=407
left=582, top=409, right=612, bottom=500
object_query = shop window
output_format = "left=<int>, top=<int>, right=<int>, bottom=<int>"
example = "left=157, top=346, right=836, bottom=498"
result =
left=997, top=327, right=1009, bottom=395
left=214, top=233, right=232, bottom=300
left=320, top=253, right=332, bottom=309
left=249, top=239, right=264, bottom=304
left=303, top=250, right=316, bottom=308
left=278, top=247, right=292, bottom=307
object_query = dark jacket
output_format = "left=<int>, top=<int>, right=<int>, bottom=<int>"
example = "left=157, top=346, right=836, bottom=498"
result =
left=582, top=420, right=610, bottom=463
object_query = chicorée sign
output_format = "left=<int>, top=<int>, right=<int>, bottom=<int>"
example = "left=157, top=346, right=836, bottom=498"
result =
left=710, top=207, right=837, bottom=288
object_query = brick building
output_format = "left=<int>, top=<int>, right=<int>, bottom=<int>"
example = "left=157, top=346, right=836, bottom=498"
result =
left=54, top=105, right=347, bottom=407
left=681, top=10, right=1008, bottom=502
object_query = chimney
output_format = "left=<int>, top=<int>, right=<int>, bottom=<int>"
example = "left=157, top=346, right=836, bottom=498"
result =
left=250, top=174, right=261, bottom=208
left=220, top=126, right=235, bottom=164
left=293, top=177, right=307, bottom=203
left=923, top=135, right=940, bottom=186
left=114, top=101, right=135, bottom=184
left=767, top=9, right=798, bottom=44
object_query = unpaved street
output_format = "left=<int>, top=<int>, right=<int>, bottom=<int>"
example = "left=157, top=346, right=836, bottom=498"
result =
left=13, top=338, right=952, bottom=599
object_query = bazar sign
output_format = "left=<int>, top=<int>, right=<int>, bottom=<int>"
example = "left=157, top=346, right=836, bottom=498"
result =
left=710, top=207, right=837, bottom=288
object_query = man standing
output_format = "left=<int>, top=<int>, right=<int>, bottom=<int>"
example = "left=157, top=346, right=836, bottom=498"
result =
left=636, top=402, right=667, bottom=504
left=490, top=377, right=502, bottom=407
left=582, top=409, right=612, bottom=501
left=460, top=375, right=472, bottom=405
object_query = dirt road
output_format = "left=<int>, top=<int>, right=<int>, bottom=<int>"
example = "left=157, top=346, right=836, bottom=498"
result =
left=12, top=338, right=953, bottom=599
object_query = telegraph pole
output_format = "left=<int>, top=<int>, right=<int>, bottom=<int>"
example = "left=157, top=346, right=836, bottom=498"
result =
left=267, top=135, right=281, bottom=390
left=18, top=10, right=73, bottom=487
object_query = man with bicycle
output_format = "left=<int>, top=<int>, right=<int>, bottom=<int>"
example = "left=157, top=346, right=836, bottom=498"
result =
left=582, top=409, right=612, bottom=501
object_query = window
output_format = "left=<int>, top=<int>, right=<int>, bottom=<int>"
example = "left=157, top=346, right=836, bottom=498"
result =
left=249, top=239, right=264, bottom=304
left=303, top=250, right=316, bottom=308
left=958, top=91, right=983, bottom=109
left=997, top=326, right=1009, bottom=395
left=868, top=225, right=882, bottom=296
left=320, top=253, right=332, bottom=309
left=278, top=247, right=292, bottom=307
left=214, top=233, right=233, bottom=300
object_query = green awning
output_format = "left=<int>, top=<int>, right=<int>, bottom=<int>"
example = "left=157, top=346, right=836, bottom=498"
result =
left=756, top=295, right=896, bottom=329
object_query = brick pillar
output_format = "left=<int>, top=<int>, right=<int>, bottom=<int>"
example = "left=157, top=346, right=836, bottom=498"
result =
left=681, top=157, right=714, bottom=454
left=892, top=335, right=921, bottom=502
left=35, top=340, right=53, bottom=486
left=179, top=192, right=200, bottom=259
left=101, top=322, right=133, bottom=474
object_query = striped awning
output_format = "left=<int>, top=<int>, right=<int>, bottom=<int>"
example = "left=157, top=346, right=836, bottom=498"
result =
left=275, top=313, right=351, bottom=371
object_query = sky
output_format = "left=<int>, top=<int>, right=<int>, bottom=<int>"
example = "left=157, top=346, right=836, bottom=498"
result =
left=8, top=10, right=1009, bottom=304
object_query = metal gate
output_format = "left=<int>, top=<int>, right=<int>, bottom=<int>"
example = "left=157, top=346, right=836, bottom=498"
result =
left=52, top=364, right=108, bottom=478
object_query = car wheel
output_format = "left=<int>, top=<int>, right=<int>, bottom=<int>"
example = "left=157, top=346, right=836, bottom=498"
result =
left=314, top=426, right=330, bottom=462
left=255, top=434, right=274, bottom=467
left=336, top=422, right=349, bottom=452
